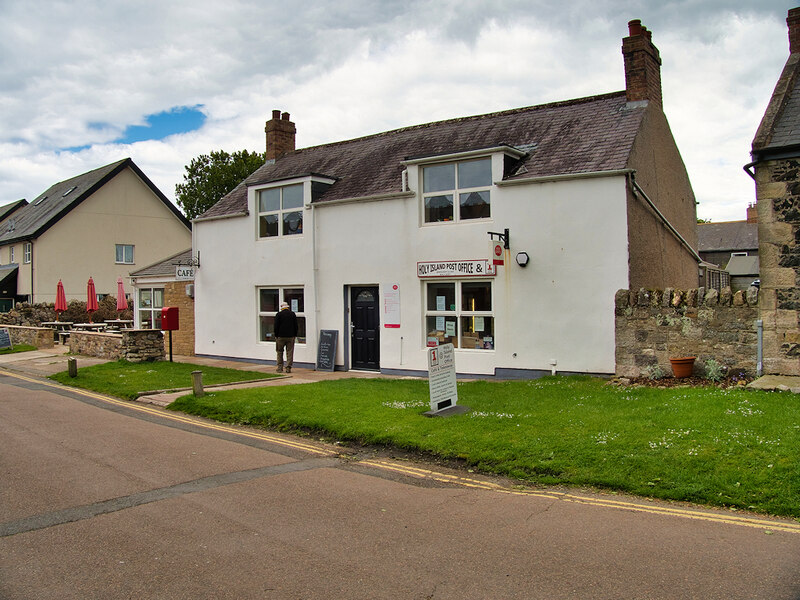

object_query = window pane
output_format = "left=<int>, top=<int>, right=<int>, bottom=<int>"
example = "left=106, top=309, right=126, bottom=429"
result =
left=424, top=194, right=453, bottom=222
left=462, top=282, right=491, bottom=312
left=423, top=163, right=455, bottom=193
left=259, top=214, right=279, bottom=237
left=139, top=290, right=152, bottom=309
left=282, top=184, right=303, bottom=209
left=461, top=316, right=494, bottom=349
left=297, top=316, right=307, bottom=344
left=458, top=159, right=491, bottom=188
left=283, top=211, right=303, bottom=235
left=153, top=289, right=164, bottom=309
left=459, top=190, right=490, bottom=220
left=427, top=282, right=455, bottom=311
left=426, top=316, right=458, bottom=348
left=259, top=189, right=280, bottom=212
left=125, top=245, right=134, bottom=263
left=116, top=245, right=124, bottom=263
left=260, top=289, right=279, bottom=313
left=260, top=315, right=275, bottom=341
left=284, top=288, right=304, bottom=312
left=139, top=310, right=152, bottom=329
left=154, top=311, right=162, bottom=330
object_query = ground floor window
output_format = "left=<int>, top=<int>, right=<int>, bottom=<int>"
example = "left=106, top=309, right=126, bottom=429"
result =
left=258, top=286, right=306, bottom=343
left=425, top=280, right=494, bottom=349
left=138, top=287, right=164, bottom=329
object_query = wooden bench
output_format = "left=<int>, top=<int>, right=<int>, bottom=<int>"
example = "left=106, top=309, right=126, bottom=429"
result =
left=57, top=331, right=71, bottom=345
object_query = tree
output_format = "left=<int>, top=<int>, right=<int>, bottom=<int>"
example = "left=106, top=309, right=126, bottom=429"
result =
left=175, top=149, right=266, bottom=219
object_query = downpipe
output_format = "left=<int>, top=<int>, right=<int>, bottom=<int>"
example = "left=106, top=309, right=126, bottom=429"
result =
left=757, top=319, right=763, bottom=377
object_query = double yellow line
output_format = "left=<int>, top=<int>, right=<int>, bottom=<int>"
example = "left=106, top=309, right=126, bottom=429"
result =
left=6, top=369, right=800, bottom=534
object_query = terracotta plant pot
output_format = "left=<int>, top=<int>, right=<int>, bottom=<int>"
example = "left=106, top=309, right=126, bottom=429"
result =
left=669, top=357, right=696, bottom=378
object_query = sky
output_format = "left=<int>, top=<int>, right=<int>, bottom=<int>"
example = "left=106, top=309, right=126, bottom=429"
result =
left=0, top=1, right=796, bottom=223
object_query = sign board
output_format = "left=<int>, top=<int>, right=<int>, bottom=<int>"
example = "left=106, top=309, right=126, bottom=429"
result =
left=316, top=329, right=338, bottom=371
left=427, top=343, right=458, bottom=412
left=417, top=259, right=493, bottom=278
left=490, top=240, right=504, bottom=266
left=0, top=327, right=11, bottom=350
left=383, top=284, right=400, bottom=328
left=175, top=266, right=195, bottom=280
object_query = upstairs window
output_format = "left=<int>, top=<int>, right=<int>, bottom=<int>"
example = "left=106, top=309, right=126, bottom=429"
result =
left=423, top=158, right=491, bottom=223
left=23, top=243, right=31, bottom=264
left=116, top=244, right=134, bottom=264
left=258, top=184, right=303, bottom=238
left=9, top=246, right=14, bottom=263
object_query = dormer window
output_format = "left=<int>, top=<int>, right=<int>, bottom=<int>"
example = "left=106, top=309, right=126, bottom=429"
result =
left=257, top=183, right=303, bottom=238
left=423, top=158, right=491, bottom=223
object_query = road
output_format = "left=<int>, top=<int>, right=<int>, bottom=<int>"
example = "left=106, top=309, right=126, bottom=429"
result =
left=1, top=370, right=799, bottom=599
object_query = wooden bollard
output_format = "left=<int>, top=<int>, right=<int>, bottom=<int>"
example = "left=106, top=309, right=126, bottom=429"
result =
left=67, top=357, right=78, bottom=378
left=191, top=370, right=204, bottom=397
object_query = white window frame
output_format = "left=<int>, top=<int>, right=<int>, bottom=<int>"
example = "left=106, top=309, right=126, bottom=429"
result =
left=116, top=244, right=134, bottom=264
left=424, top=280, right=495, bottom=350
left=256, top=183, right=304, bottom=239
left=137, top=287, right=164, bottom=329
left=257, top=286, right=307, bottom=344
left=9, top=246, right=14, bottom=263
left=421, top=157, right=492, bottom=224
left=23, top=243, right=31, bottom=264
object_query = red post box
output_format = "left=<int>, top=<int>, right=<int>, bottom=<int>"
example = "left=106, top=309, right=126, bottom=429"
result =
left=161, top=306, right=179, bottom=331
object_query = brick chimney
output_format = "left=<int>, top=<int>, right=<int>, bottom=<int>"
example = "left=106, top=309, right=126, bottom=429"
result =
left=789, top=7, right=800, bottom=54
left=265, top=109, right=296, bottom=161
left=746, top=202, right=758, bottom=223
left=622, top=20, right=662, bottom=108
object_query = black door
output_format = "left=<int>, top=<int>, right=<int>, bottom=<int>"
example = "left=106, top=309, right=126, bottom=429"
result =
left=351, top=286, right=380, bottom=371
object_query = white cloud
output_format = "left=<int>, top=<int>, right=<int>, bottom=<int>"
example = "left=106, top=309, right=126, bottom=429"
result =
left=0, top=0, right=796, bottom=224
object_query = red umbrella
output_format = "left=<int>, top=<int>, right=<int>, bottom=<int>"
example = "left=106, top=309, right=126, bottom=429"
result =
left=116, top=277, right=127, bottom=313
left=86, top=277, right=99, bottom=321
left=55, top=280, right=67, bottom=321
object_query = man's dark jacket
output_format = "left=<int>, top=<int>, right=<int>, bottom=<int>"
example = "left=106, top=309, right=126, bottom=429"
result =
left=274, top=308, right=298, bottom=338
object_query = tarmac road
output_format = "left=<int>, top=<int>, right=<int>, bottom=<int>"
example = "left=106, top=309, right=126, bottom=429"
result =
left=1, top=369, right=800, bottom=599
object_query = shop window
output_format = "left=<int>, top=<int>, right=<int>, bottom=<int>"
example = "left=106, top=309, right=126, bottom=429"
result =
left=258, top=286, right=306, bottom=343
left=425, top=281, right=494, bottom=349
left=257, top=184, right=303, bottom=238
left=138, top=287, right=164, bottom=329
left=116, top=244, right=134, bottom=264
left=423, top=158, right=491, bottom=223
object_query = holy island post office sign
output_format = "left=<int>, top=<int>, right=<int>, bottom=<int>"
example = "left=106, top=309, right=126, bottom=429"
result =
left=417, top=259, right=492, bottom=278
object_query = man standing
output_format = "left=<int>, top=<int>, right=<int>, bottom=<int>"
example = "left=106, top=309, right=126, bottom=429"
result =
left=274, top=301, right=298, bottom=373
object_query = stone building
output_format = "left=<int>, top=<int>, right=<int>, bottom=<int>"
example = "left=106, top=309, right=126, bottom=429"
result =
left=749, top=7, right=800, bottom=375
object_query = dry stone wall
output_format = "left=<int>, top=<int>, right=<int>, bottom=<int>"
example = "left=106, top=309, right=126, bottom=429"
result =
left=2, top=325, right=54, bottom=348
left=69, top=330, right=165, bottom=362
left=615, top=287, right=759, bottom=378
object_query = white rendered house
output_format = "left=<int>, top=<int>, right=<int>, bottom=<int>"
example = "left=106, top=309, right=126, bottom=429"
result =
left=193, top=20, right=698, bottom=377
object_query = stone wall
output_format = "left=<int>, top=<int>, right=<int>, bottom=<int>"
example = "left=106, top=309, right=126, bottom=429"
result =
left=615, top=287, right=759, bottom=378
left=2, top=325, right=55, bottom=348
left=69, top=331, right=123, bottom=360
left=754, top=158, right=800, bottom=376
left=68, top=330, right=165, bottom=362
left=163, top=281, right=195, bottom=356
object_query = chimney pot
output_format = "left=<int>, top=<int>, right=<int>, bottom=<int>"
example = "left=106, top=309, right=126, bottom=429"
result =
left=628, top=19, right=642, bottom=36
left=281, top=112, right=290, bottom=121
left=271, top=109, right=281, bottom=119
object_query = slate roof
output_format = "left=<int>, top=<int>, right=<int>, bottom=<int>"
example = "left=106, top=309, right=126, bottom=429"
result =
left=200, top=91, right=648, bottom=220
left=130, top=248, right=193, bottom=278
left=697, top=221, right=758, bottom=252
left=0, top=158, right=190, bottom=245
left=0, top=199, right=27, bottom=223
left=725, top=254, right=760, bottom=277
left=753, top=53, right=800, bottom=157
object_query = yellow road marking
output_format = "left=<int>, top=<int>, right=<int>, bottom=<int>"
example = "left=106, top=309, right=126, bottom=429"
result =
left=5, top=370, right=800, bottom=533
left=1, top=371, right=334, bottom=457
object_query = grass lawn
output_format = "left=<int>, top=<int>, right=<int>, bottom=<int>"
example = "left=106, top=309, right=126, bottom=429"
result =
left=0, top=344, right=37, bottom=355
left=169, top=376, right=800, bottom=517
left=49, top=360, right=278, bottom=400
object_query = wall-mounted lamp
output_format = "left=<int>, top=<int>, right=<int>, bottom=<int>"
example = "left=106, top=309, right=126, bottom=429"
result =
left=515, top=251, right=530, bottom=267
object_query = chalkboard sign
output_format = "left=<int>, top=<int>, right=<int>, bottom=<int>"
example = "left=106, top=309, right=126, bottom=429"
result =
left=316, top=329, right=338, bottom=372
left=0, top=327, right=11, bottom=350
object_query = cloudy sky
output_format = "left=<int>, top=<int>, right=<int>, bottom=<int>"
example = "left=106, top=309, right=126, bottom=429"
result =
left=0, top=1, right=795, bottom=222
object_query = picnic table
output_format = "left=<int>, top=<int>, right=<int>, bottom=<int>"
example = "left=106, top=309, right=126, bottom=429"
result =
left=41, top=322, right=73, bottom=343
left=104, top=319, right=134, bottom=329
left=73, top=322, right=107, bottom=331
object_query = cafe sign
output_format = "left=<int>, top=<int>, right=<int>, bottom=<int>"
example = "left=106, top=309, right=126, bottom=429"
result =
left=175, top=266, right=195, bottom=280
left=417, top=259, right=493, bottom=278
